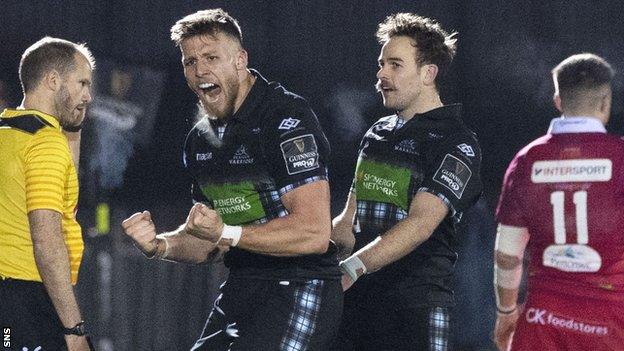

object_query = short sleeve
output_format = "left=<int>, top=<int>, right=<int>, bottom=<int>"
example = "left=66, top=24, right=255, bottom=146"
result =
left=495, top=153, right=527, bottom=227
left=25, top=130, right=71, bottom=213
left=260, top=99, right=330, bottom=194
left=418, top=135, right=482, bottom=215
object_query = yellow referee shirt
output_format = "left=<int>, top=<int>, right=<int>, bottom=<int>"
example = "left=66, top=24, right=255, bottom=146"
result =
left=0, top=109, right=83, bottom=284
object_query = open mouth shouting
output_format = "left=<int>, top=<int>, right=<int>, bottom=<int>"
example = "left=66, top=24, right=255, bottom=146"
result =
left=199, top=82, right=222, bottom=102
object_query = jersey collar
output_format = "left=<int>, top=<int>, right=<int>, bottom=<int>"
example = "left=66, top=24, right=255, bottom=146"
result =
left=410, top=103, right=462, bottom=121
left=230, top=69, right=269, bottom=123
left=547, top=116, right=606, bottom=134
left=0, top=108, right=60, bottom=130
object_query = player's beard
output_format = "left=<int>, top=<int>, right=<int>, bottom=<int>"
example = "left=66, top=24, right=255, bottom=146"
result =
left=199, top=73, right=239, bottom=122
left=55, top=84, right=82, bottom=129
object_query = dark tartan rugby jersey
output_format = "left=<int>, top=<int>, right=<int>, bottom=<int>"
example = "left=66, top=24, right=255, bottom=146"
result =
left=352, top=104, right=482, bottom=305
left=183, top=70, right=340, bottom=280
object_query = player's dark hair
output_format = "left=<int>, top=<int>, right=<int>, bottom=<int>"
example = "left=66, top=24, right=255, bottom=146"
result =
left=376, top=13, right=457, bottom=87
left=19, top=36, right=95, bottom=94
left=170, top=8, right=243, bottom=47
left=553, top=53, right=614, bottom=111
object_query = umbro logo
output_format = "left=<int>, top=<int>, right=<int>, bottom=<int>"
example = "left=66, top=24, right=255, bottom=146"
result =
left=457, top=143, right=475, bottom=157
left=278, top=117, right=301, bottom=130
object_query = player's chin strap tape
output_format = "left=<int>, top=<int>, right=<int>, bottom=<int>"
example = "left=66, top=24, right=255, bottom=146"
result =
left=339, top=255, right=367, bottom=282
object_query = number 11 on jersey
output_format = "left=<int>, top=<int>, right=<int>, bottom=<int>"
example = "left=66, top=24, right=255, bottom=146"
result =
left=550, top=190, right=588, bottom=244
left=545, top=190, right=601, bottom=272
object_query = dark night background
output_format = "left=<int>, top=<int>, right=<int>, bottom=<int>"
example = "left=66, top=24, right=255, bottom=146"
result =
left=1, top=1, right=623, bottom=350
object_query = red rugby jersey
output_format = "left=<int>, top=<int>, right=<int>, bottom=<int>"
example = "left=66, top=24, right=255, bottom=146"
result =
left=497, top=117, right=624, bottom=301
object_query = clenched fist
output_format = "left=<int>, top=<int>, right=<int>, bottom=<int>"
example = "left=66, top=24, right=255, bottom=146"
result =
left=184, top=203, right=224, bottom=243
left=121, top=211, right=157, bottom=256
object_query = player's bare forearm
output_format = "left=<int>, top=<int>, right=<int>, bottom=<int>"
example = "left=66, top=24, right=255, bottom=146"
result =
left=159, top=225, right=220, bottom=263
left=355, top=192, right=448, bottom=273
left=239, top=180, right=332, bottom=256
left=122, top=211, right=220, bottom=264
left=331, top=192, right=356, bottom=260
left=29, top=210, right=83, bottom=328
left=496, top=286, right=520, bottom=311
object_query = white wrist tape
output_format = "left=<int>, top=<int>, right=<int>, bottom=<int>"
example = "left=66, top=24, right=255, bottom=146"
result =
left=221, top=225, right=242, bottom=247
left=339, top=255, right=367, bottom=282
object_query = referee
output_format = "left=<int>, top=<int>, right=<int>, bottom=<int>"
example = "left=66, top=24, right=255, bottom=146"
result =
left=0, top=37, right=94, bottom=350
left=121, top=9, right=342, bottom=350
left=331, top=13, right=483, bottom=350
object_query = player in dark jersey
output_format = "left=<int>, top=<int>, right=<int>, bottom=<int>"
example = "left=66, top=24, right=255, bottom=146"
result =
left=331, top=13, right=482, bottom=350
left=121, top=9, right=341, bottom=350
left=494, top=53, right=623, bottom=350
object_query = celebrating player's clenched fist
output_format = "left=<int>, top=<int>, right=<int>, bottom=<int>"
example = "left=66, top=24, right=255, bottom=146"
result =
left=184, top=203, right=224, bottom=242
left=121, top=211, right=157, bottom=255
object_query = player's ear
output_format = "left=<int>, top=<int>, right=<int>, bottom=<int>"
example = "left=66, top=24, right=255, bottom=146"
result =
left=553, top=93, right=562, bottom=113
left=236, top=49, right=248, bottom=71
left=42, top=69, right=62, bottom=92
left=599, top=89, right=612, bottom=118
left=421, top=64, right=438, bottom=87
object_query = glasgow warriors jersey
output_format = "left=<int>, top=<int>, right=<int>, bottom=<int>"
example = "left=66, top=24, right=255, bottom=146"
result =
left=183, top=70, right=340, bottom=280
left=353, top=104, right=482, bottom=306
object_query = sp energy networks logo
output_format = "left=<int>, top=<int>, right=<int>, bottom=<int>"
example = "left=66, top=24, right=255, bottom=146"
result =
left=201, top=182, right=266, bottom=225
left=525, top=308, right=608, bottom=336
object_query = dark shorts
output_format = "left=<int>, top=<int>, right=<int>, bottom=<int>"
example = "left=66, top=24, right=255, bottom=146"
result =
left=191, top=276, right=343, bottom=351
left=0, top=278, right=65, bottom=350
left=333, top=281, right=452, bottom=351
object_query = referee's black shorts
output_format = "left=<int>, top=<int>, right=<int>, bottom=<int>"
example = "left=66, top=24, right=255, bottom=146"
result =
left=0, top=277, right=66, bottom=350
left=191, top=276, right=343, bottom=351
